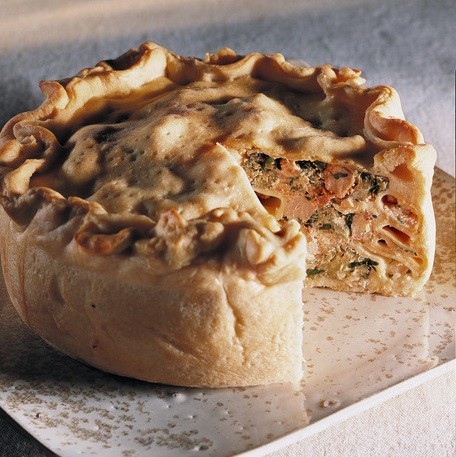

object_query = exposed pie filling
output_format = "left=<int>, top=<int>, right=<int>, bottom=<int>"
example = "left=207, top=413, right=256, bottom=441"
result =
left=241, top=152, right=420, bottom=290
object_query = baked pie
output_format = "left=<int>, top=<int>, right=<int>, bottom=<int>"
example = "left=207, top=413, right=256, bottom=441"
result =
left=0, top=43, right=436, bottom=387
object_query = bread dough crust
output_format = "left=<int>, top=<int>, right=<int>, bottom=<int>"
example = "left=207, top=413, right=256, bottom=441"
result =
left=0, top=43, right=436, bottom=386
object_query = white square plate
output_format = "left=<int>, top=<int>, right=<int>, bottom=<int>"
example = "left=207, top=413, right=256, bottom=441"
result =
left=0, top=168, right=454, bottom=457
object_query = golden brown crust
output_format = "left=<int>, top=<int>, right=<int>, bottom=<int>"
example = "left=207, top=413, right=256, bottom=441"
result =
left=0, top=43, right=434, bottom=244
left=0, top=42, right=436, bottom=386
left=0, top=204, right=305, bottom=387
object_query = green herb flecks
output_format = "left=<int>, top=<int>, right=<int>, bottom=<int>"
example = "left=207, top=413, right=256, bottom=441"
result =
left=348, top=257, right=379, bottom=277
left=305, top=208, right=347, bottom=236
left=319, top=223, right=333, bottom=230
left=305, top=212, right=317, bottom=227
left=334, top=172, right=348, bottom=180
left=288, top=175, right=304, bottom=191
left=248, top=152, right=280, bottom=170
left=360, top=172, right=389, bottom=194
left=307, top=268, right=325, bottom=276
left=296, top=160, right=327, bottom=172
left=345, top=213, right=355, bottom=235
left=264, top=156, right=275, bottom=166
